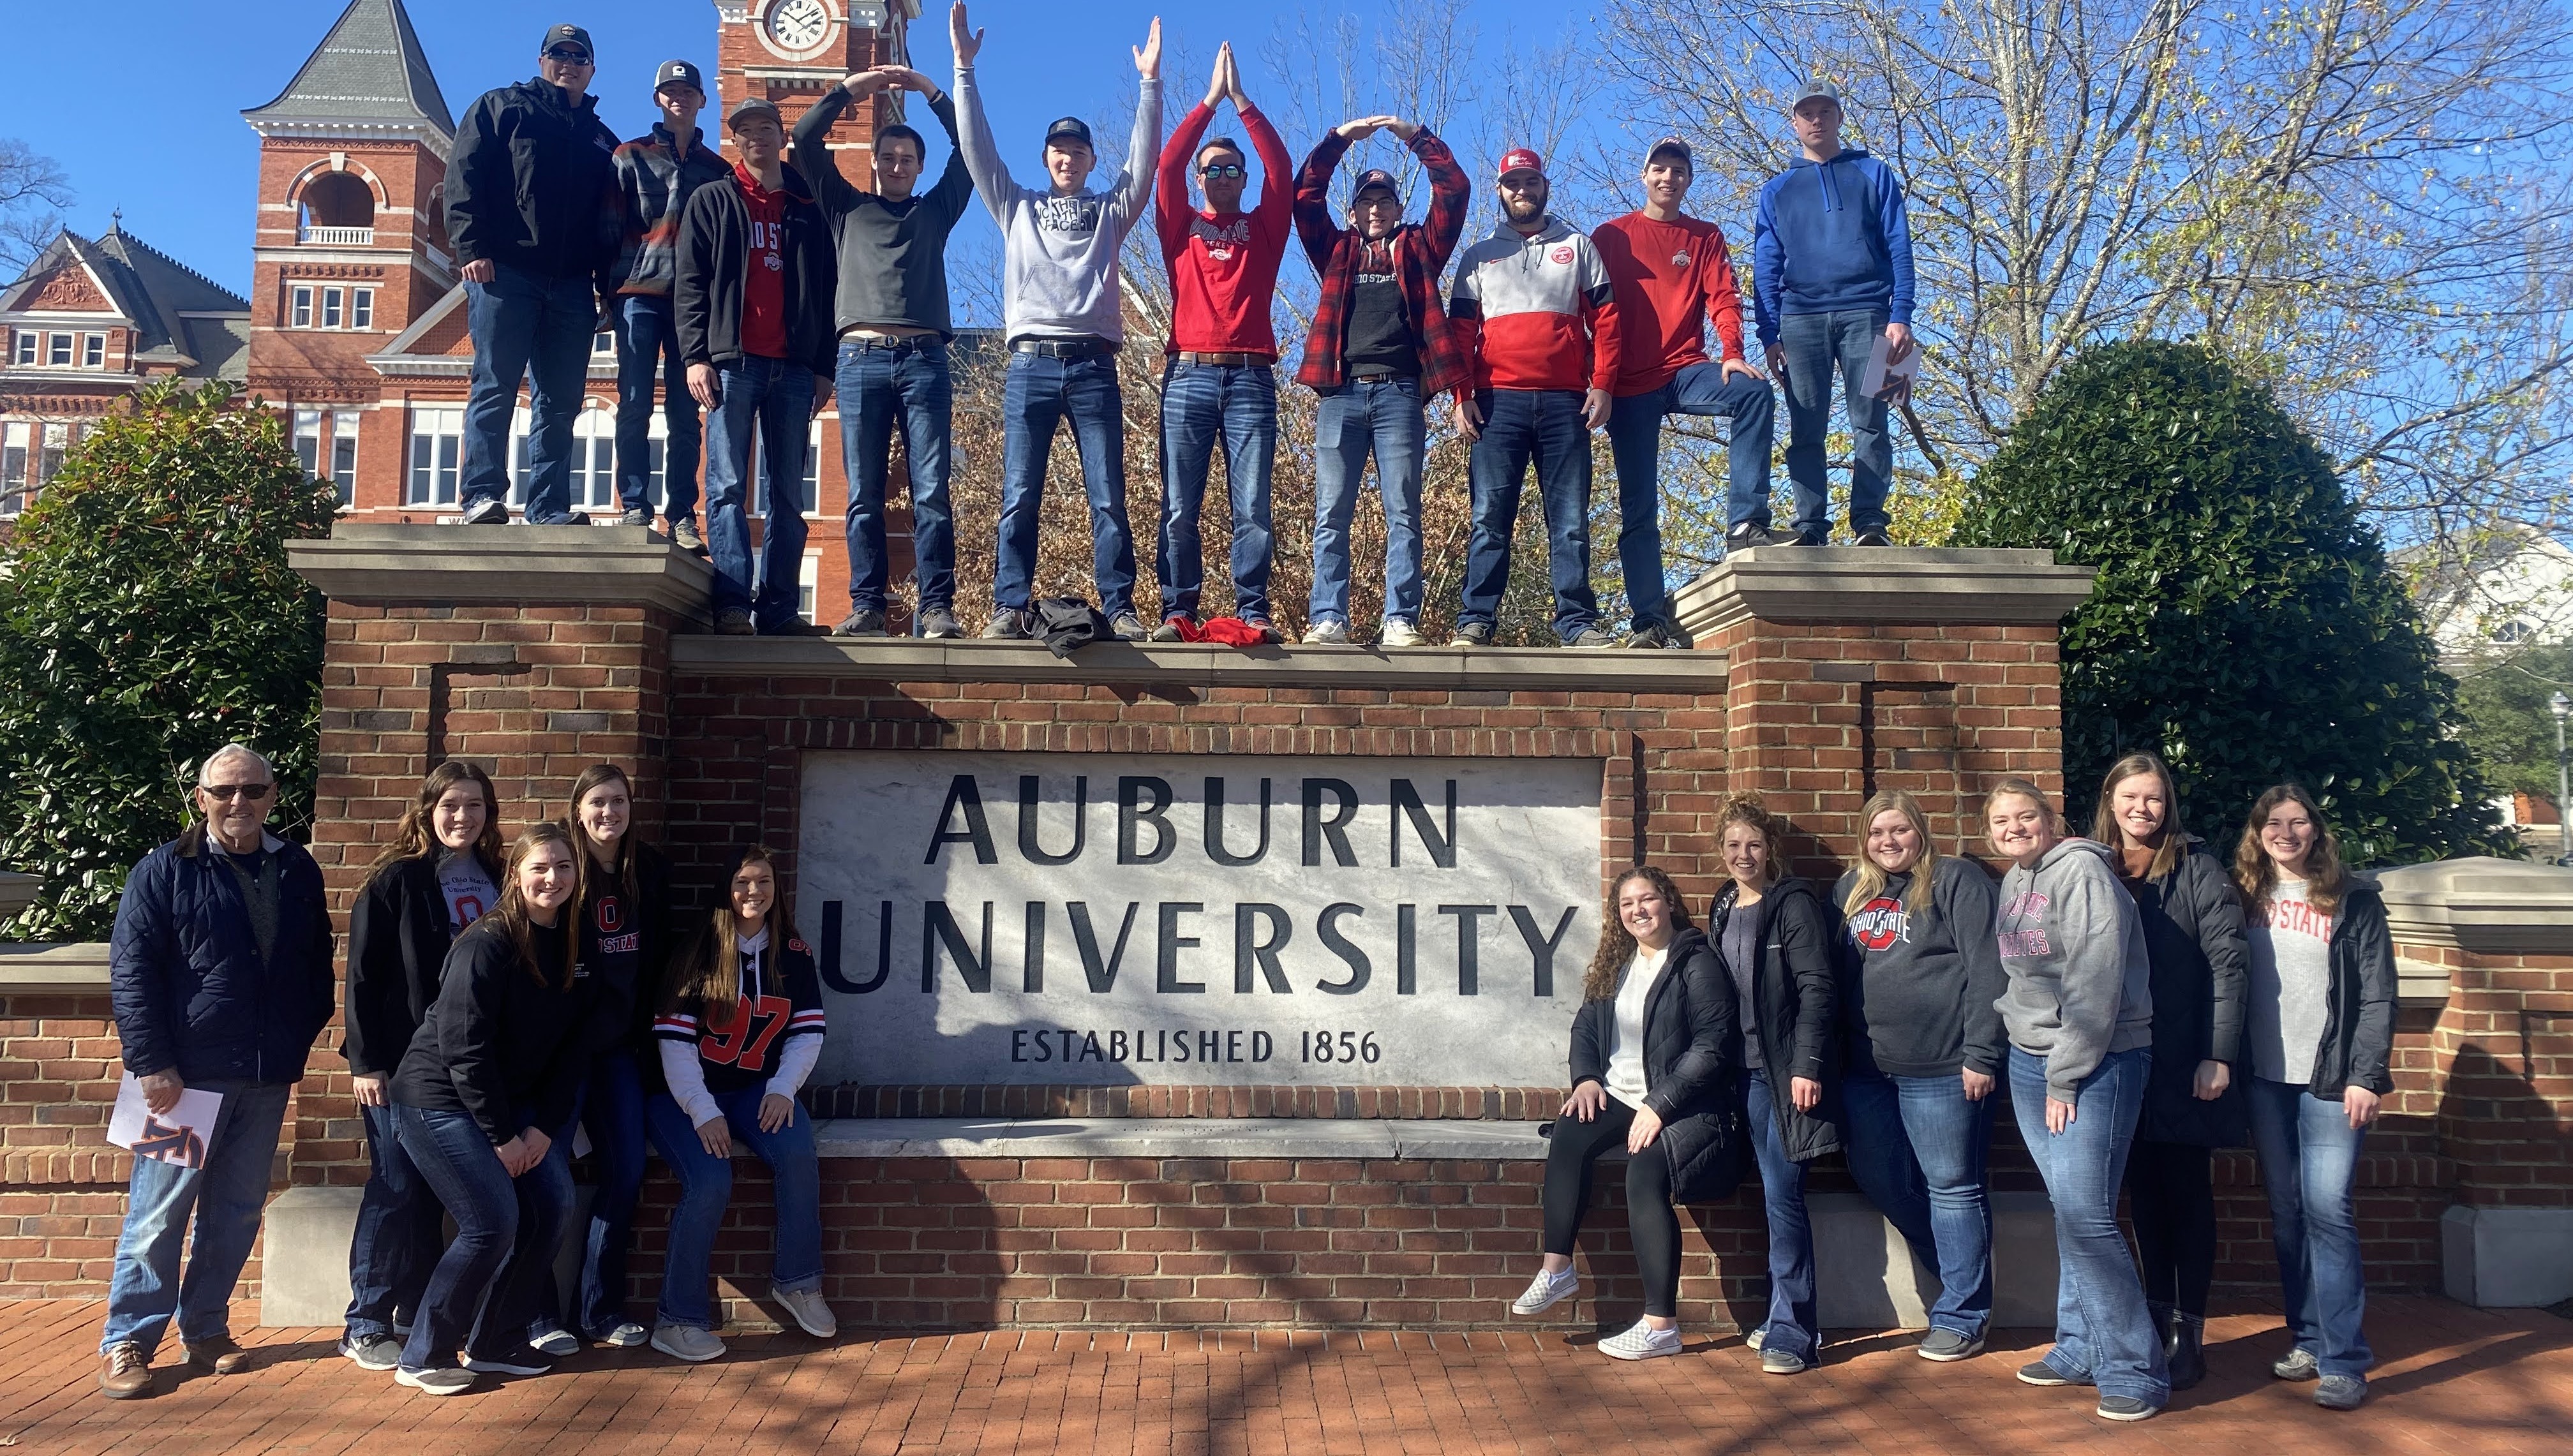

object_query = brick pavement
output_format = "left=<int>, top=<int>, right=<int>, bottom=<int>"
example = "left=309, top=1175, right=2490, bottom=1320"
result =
left=0, top=1298, right=2565, bottom=1454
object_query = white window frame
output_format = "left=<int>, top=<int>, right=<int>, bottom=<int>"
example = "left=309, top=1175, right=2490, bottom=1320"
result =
left=293, top=408, right=324, bottom=479
left=330, top=410, right=360, bottom=508
left=82, top=333, right=105, bottom=368
left=47, top=334, right=73, bottom=366
left=798, top=550, right=821, bottom=624
left=0, top=422, right=27, bottom=516
left=291, top=285, right=314, bottom=329
left=10, top=332, right=33, bottom=366
left=37, top=421, right=68, bottom=487
left=352, top=288, right=375, bottom=330
left=406, top=405, right=464, bottom=507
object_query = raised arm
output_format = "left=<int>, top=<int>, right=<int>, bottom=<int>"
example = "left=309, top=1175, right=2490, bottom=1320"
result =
left=948, top=3, right=1019, bottom=223
left=921, top=85, right=976, bottom=225
left=1292, top=130, right=1355, bottom=272
left=1158, top=88, right=1216, bottom=256
left=793, top=79, right=873, bottom=211
left=1412, top=128, right=1470, bottom=271
left=1110, top=20, right=1165, bottom=240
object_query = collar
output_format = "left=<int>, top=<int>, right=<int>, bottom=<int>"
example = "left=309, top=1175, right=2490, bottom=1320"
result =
left=184, top=822, right=286, bottom=858
left=1493, top=214, right=1570, bottom=246
left=656, top=122, right=706, bottom=152
left=733, top=160, right=806, bottom=203
left=738, top=926, right=772, bottom=955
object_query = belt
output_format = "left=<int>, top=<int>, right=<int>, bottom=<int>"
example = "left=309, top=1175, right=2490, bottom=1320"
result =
left=842, top=332, right=936, bottom=352
left=1175, top=351, right=1269, bottom=367
left=1012, top=336, right=1118, bottom=359
left=1348, top=367, right=1417, bottom=382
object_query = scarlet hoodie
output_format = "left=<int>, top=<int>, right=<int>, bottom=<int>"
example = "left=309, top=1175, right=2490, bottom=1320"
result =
left=1447, top=215, right=1621, bottom=394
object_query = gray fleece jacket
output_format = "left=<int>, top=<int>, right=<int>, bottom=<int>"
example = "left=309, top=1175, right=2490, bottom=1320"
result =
left=953, top=64, right=1161, bottom=344
left=1994, top=837, right=2154, bottom=1100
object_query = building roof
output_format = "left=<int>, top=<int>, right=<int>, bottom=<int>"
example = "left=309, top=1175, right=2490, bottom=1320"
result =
left=242, top=0, right=455, bottom=142
left=0, top=221, right=251, bottom=380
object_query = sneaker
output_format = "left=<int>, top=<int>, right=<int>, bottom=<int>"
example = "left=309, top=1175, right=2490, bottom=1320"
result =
left=1449, top=621, right=1495, bottom=648
left=1303, top=618, right=1352, bottom=645
left=918, top=606, right=962, bottom=639
left=2017, top=1358, right=2091, bottom=1387
left=1565, top=627, right=1619, bottom=649
left=1378, top=619, right=1421, bottom=648
left=1108, top=611, right=1151, bottom=642
left=1599, top=1322, right=1682, bottom=1360
left=2315, top=1374, right=2366, bottom=1411
left=1621, top=622, right=1676, bottom=650
left=527, top=511, right=591, bottom=527
left=528, top=1326, right=580, bottom=1358
left=713, top=609, right=756, bottom=637
left=1760, top=1346, right=1812, bottom=1375
left=1509, top=1265, right=1578, bottom=1316
left=1854, top=528, right=1894, bottom=547
left=617, top=506, right=652, bottom=528
left=2272, top=1347, right=2320, bottom=1381
left=1243, top=618, right=1281, bottom=644
left=339, top=1332, right=404, bottom=1371
left=1724, top=521, right=1775, bottom=553
left=775, top=1286, right=837, bottom=1339
left=1916, top=1327, right=1984, bottom=1362
left=834, top=608, right=890, bottom=638
left=1150, top=614, right=1194, bottom=643
left=2095, top=1396, right=2160, bottom=1422
left=460, top=497, right=509, bottom=526
left=1772, top=528, right=1816, bottom=547
left=395, top=1364, right=475, bottom=1396
left=980, top=609, right=1031, bottom=640
left=1744, top=1326, right=1764, bottom=1352
left=100, top=1342, right=152, bottom=1400
left=595, top=1322, right=650, bottom=1349
left=183, top=1335, right=251, bottom=1374
left=670, top=517, right=705, bottom=552
left=461, top=1342, right=555, bottom=1376
left=651, top=1324, right=727, bottom=1363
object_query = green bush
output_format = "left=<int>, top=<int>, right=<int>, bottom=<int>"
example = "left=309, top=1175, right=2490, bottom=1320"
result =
left=1953, top=341, right=2506, bottom=863
left=0, top=381, right=336, bottom=940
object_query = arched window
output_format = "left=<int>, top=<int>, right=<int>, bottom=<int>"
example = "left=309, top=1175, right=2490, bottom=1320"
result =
left=300, top=172, right=377, bottom=242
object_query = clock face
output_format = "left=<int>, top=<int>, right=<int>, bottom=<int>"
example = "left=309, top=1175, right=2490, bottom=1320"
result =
left=767, top=0, right=831, bottom=52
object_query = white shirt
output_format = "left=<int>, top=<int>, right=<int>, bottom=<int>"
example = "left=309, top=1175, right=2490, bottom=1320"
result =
left=1603, top=944, right=1673, bottom=1111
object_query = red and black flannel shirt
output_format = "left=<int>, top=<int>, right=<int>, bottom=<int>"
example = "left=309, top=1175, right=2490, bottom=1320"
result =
left=1292, top=128, right=1472, bottom=398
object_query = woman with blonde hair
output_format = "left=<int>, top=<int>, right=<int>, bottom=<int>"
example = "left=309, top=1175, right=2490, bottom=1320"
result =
left=1834, top=789, right=2004, bottom=1362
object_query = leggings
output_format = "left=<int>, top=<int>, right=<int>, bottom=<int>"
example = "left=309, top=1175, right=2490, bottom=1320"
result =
left=1540, top=1099, right=1681, bottom=1318
left=2124, top=1139, right=2216, bottom=1316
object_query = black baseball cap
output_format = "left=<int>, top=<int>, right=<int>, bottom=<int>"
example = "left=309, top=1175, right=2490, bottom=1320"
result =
left=1044, top=116, right=1094, bottom=150
left=728, top=97, right=784, bottom=131
left=539, top=24, right=593, bottom=59
left=1350, top=168, right=1402, bottom=204
left=655, top=59, right=705, bottom=95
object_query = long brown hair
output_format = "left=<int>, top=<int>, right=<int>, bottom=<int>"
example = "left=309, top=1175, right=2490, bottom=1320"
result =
left=1842, top=789, right=1941, bottom=919
left=493, top=822, right=579, bottom=989
left=361, top=761, right=503, bottom=893
left=1716, top=792, right=1791, bottom=886
left=2092, top=751, right=2187, bottom=882
left=662, top=846, right=801, bottom=1030
left=1582, top=865, right=1696, bottom=1002
left=565, top=762, right=644, bottom=923
left=2232, top=784, right=2349, bottom=916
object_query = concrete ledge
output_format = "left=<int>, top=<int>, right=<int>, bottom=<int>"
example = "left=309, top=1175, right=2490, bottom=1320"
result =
left=671, top=636, right=1727, bottom=693
left=807, top=1117, right=1550, bottom=1159
left=2443, top=1204, right=2573, bottom=1307
left=0, top=942, right=110, bottom=993
left=1673, top=547, right=2096, bottom=637
left=2378, top=856, right=2573, bottom=956
left=288, top=524, right=715, bottom=626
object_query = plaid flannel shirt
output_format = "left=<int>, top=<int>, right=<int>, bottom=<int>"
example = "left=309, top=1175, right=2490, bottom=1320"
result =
left=1292, top=128, right=1471, bottom=397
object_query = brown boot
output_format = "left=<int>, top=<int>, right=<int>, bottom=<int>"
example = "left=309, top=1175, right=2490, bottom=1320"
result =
left=183, top=1334, right=251, bottom=1374
left=100, top=1342, right=153, bottom=1399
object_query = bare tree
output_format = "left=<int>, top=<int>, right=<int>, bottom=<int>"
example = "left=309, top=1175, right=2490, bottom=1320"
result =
left=0, top=139, right=72, bottom=275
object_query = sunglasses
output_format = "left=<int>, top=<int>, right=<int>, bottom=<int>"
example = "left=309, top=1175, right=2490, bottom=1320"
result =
left=1200, top=163, right=1246, bottom=179
left=545, top=47, right=594, bottom=64
left=200, top=782, right=275, bottom=802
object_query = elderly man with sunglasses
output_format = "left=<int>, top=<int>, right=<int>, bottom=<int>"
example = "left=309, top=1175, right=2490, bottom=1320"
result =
left=96, top=745, right=336, bottom=1400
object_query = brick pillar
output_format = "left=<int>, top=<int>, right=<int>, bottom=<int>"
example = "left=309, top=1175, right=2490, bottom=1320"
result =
left=285, top=525, right=708, bottom=1185
left=1674, top=547, right=2095, bottom=873
left=2378, top=857, right=2573, bottom=1305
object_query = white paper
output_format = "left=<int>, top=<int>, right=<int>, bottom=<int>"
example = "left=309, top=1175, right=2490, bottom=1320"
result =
left=107, top=1072, right=225, bottom=1169
left=1862, top=329, right=1923, bottom=399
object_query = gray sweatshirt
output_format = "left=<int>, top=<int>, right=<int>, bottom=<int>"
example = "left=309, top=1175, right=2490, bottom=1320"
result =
left=1994, top=837, right=2154, bottom=1100
left=953, top=64, right=1161, bottom=344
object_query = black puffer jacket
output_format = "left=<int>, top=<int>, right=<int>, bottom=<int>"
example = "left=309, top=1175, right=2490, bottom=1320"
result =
left=343, top=851, right=502, bottom=1078
left=1712, top=877, right=1843, bottom=1162
left=2293, top=879, right=2399, bottom=1099
left=445, top=78, right=622, bottom=286
left=1568, top=927, right=1746, bottom=1203
left=2129, top=838, right=2249, bottom=1145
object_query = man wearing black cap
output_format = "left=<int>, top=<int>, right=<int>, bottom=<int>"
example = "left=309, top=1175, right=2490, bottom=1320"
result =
left=608, top=59, right=729, bottom=550
left=445, top=24, right=623, bottom=528
left=1289, top=114, right=1470, bottom=648
left=949, top=1, right=1165, bottom=642
left=675, top=98, right=837, bottom=636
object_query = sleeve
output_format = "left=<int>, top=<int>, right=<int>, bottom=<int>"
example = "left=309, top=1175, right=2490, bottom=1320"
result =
left=2041, top=863, right=2132, bottom=1100
left=765, top=948, right=830, bottom=1101
left=1706, top=226, right=1747, bottom=362
left=950, top=64, right=1020, bottom=225
left=592, top=127, right=626, bottom=296
left=434, top=938, right=517, bottom=1146
left=1292, top=131, right=1352, bottom=273
left=1876, top=161, right=1915, bottom=327
left=607, top=145, right=645, bottom=292
left=1779, top=895, right=1839, bottom=1081
left=106, top=854, right=178, bottom=1078
left=1158, top=100, right=1215, bottom=260
left=1110, top=77, right=1165, bottom=241
left=1567, top=996, right=1607, bottom=1088
left=1751, top=179, right=1784, bottom=346
left=1946, top=861, right=2008, bottom=1076
left=655, top=1003, right=722, bottom=1127
left=1242, top=104, right=1295, bottom=249
left=2344, top=891, right=2399, bottom=1095
left=341, top=872, right=401, bottom=1077
left=1578, top=237, right=1622, bottom=395
left=444, top=94, right=502, bottom=267
left=1415, top=131, right=1470, bottom=271
left=925, top=90, right=976, bottom=228
left=791, top=88, right=860, bottom=214
left=1646, top=944, right=1740, bottom=1120
left=1447, top=249, right=1482, bottom=384
left=674, top=189, right=717, bottom=366
left=2190, top=853, right=2251, bottom=1065
left=307, top=875, right=339, bottom=1048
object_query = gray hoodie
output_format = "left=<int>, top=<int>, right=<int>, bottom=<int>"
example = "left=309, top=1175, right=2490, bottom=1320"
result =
left=953, top=64, right=1161, bottom=344
left=1994, top=837, right=2154, bottom=1101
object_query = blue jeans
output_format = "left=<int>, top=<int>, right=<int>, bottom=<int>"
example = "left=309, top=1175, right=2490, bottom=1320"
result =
left=1461, top=390, right=1599, bottom=641
left=2010, top=1046, right=2167, bottom=1406
left=462, top=264, right=597, bottom=521
left=613, top=293, right=701, bottom=522
left=1605, top=364, right=1777, bottom=624
left=1777, top=309, right=1892, bottom=539
left=2246, top=1077, right=2374, bottom=1378
left=569, top=1050, right=650, bottom=1339
left=703, top=355, right=816, bottom=630
left=1158, top=361, right=1277, bottom=622
left=100, top=1080, right=292, bottom=1355
left=391, top=1103, right=576, bottom=1369
left=996, top=351, right=1136, bottom=617
left=345, top=1100, right=444, bottom=1341
left=1745, top=1069, right=1818, bottom=1362
left=1309, top=378, right=1427, bottom=627
left=643, top=1086, right=825, bottom=1330
left=1840, top=1071, right=1996, bottom=1339
left=837, top=337, right=955, bottom=618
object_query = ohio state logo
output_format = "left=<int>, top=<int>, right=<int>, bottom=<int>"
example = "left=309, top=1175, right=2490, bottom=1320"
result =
left=1550, top=246, right=1574, bottom=265
left=595, top=896, right=623, bottom=932
left=1848, top=896, right=1908, bottom=951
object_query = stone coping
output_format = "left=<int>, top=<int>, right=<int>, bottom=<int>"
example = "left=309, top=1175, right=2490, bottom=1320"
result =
left=0, top=870, right=36, bottom=923
left=288, top=524, right=715, bottom=625
left=0, top=942, right=110, bottom=993
left=806, top=1117, right=1553, bottom=1160
left=1672, top=546, right=2096, bottom=636
left=671, top=635, right=1727, bottom=692
left=2378, top=856, right=2573, bottom=955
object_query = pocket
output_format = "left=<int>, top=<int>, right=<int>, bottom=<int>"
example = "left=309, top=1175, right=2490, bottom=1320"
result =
left=1314, top=402, right=1346, bottom=451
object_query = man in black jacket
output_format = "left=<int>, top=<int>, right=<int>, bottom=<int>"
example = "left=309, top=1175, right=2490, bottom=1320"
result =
left=445, top=23, right=622, bottom=528
left=676, top=98, right=837, bottom=635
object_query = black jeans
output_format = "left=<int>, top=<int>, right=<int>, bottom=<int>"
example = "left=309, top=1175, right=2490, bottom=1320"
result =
left=1541, top=1099, right=1681, bottom=1318
left=2125, top=1139, right=2215, bottom=1316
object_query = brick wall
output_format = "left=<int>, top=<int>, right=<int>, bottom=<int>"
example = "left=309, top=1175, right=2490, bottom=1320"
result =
left=2424, top=942, right=2573, bottom=1208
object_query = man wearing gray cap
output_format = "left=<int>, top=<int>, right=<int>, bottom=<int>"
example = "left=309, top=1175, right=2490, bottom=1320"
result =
left=609, top=59, right=730, bottom=551
left=1752, top=80, right=1917, bottom=548
left=445, top=24, right=624, bottom=528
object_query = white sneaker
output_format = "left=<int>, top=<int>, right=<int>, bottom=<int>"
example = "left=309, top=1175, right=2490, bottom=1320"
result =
left=650, top=1324, right=727, bottom=1363
left=528, top=1326, right=580, bottom=1356
left=598, top=1322, right=649, bottom=1349
left=1378, top=618, right=1421, bottom=648
left=1600, top=1322, right=1683, bottom=1360
left=775, top=1286, right=837, bottom=1339
left=1303, top=618, right=1352, bottom=645
left=1510, top=1265, right=1579, bottom=1315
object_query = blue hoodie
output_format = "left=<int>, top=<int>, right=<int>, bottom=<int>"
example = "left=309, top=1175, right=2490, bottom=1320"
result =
left=1751, top=148, right=1914, bottom=343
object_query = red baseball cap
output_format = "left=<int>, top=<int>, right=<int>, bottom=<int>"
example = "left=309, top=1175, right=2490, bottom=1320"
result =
left=1497, top=147, right=1546, bottom=181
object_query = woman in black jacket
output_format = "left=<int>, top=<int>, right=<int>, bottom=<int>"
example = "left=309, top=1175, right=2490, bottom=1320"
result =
left=2235, top=785, right=2394, bottom=1413
left=387, top=823, right=614, bottom=1395
left=340, top=762, right=507, bottom=1371
left=1513, top=865, right=1738, bottom=1360
left=1708, top=793, right=1840, bottom=1376
left=2094, top=752, right=2247, bottom=1390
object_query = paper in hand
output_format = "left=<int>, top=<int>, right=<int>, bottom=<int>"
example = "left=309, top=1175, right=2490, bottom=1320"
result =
left=1861, top=330, right=1923, bottom=399
left=108, top=1071, right=225, bottom=1170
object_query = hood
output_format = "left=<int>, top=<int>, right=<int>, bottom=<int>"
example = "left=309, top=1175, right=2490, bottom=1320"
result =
left=1784, top=147, right=1872, bottom=213
left=2038, top=836, right=2118, bottom=875
left=1483, top=212, right=1574, bottom=246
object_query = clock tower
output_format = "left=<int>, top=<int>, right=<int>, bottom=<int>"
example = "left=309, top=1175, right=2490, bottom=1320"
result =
left=715, top=0, right=921, bottom=165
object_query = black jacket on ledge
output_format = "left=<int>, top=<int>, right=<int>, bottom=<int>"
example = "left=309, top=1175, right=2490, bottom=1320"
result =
left=675, top=163, right=839, bottom=379
left=1567, top=926, right=1748, bottom=1203
left=445, top=78, right=622, bottom=288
